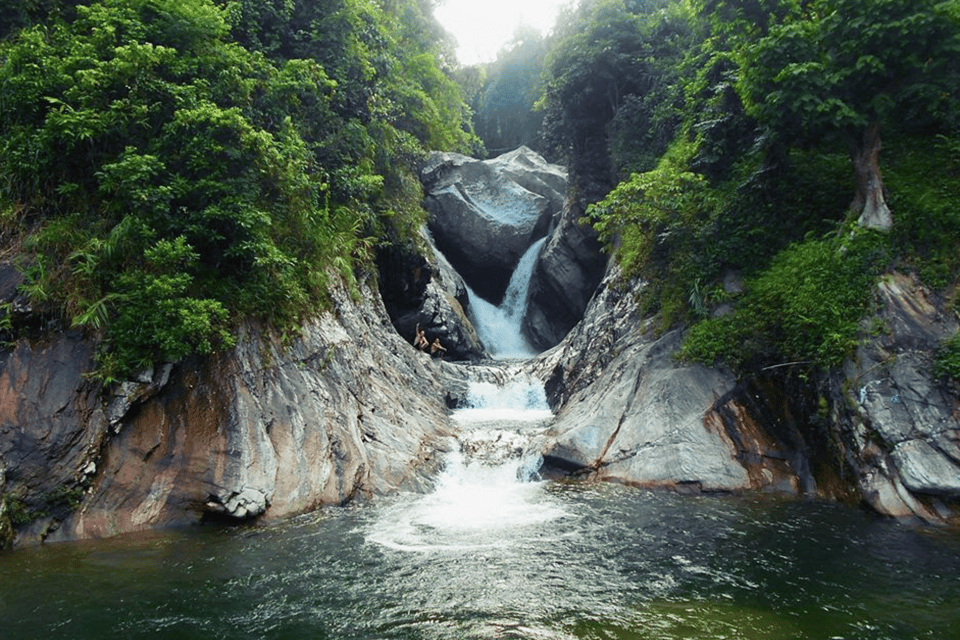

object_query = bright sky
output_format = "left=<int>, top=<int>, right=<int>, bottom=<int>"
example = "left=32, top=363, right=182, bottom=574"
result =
left=434, top=0, right=574, bottom=66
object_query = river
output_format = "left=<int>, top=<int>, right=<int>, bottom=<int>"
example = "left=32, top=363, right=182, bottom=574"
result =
left=2, top=374, right=959, bottom=640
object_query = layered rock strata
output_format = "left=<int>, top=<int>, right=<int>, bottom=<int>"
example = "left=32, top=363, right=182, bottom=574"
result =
left=530, top=267, right=960, bottom=522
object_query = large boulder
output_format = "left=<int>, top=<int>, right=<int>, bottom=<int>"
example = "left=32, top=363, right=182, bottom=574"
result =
left=377, top=228, right=486, bottom=361
left=420, top=146, right=565, bottom=303
left=528, top=267, right=802, bottom=493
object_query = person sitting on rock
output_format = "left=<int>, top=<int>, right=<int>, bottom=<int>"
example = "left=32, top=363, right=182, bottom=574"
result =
left=414, top=324, right=429, bottom=351
left=429, top=337, right=447, bottom=358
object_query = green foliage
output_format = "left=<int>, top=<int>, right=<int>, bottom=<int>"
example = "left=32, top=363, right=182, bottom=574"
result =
left=885, top=135, right=960, bottom=288
left=3, top=494, right=48, bottom=526
left=586, top=138, right=851, bottom=329
left=586, top=140, right=721, bottom=325
left=735, top=0, right=960, bottom=145
left=0, top=0, right=475, bottom=380
left=681, top=231, right=890, bottom=370
left=470, top=26, right=547, bottom=156
left=573, top=0, right=958, bottom=375
left=541, top=0, right=691, bottom=200
left=103, top=236, right=234, bottom=379
left=935, top=334, right=960, bottom=380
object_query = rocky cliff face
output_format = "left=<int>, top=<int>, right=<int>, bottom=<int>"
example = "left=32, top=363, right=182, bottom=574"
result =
left=0, top=277, right=456, bottom=547
left=420, top=147, right=564, bottom=305
left=3, top=146, right=958, bottom=549
left=377, top=227, right=486, bottom=361
left=419, top=147, right=604, bottom=353
left=523, top=197, right=607, bottom=351
left=529, top=266, right=960, bottom=523
left=831, top=273, right=960, bottom=520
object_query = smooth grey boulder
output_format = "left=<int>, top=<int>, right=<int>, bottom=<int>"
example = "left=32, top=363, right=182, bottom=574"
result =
left=420, top=146, right=565, bottom=303
left=538, top=329, right=749, bottom=490
left=528, top=267, right=803, bottom=493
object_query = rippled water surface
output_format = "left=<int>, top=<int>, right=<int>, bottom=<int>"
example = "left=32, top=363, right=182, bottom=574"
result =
left=3, top=482, right=960, bottom=639
left=3, top=379, right=959, bottom=639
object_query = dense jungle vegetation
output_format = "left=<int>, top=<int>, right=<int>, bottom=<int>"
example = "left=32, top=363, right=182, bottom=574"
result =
left=470, top=0, right=960, bottom=374
left=0, top=0, right=478, bottom=380
left=1, top=0, right=959, bottom=381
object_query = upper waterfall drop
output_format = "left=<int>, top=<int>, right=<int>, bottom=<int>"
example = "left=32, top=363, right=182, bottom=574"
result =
left=467, top=237, right=546, bottom=359
left=415, top=147, right=604, bottom=357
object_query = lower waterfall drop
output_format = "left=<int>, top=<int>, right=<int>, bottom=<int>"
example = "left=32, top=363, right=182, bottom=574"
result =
left=366, top=374, right=566, bottom=553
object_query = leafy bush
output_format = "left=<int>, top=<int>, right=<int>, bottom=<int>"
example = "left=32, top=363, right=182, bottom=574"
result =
left=935, top=334, right=960, bottom=380
left=886, top=135, right=960, bottom=289
left=681, top=231, right=890, bottom=370
left=585, top=138, right=851, bottom=330
left=103, top=236, right=234, bottom=379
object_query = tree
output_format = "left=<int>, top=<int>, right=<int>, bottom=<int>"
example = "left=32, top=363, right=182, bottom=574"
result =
left=733, top=0, right=960, bottom=230
left=540, top=0, right=690, bottom=202
left=473, top=25, right=547, bottom=157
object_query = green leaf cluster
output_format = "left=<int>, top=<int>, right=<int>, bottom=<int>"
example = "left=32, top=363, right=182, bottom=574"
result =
left=561, top=0, right=960, bottom=373
left=935, top=333, right=960, bottom=381
left=680, top=231, right=890, bottom=370
left=540, top=0, right=691, bottom=199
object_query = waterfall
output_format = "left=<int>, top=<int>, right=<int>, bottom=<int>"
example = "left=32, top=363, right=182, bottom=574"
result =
left=467, top=237, right=546, bottom=359
left=366, top=374, right=563, bottom=553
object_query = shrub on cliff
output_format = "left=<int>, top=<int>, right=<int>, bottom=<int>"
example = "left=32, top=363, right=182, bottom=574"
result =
left=579, top=0, right=960, bottom=373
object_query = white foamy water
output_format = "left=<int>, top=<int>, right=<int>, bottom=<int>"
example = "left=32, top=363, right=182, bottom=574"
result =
left=467, top=237, right=546, bottom=359
left=366, top=376, right=565, bottom=553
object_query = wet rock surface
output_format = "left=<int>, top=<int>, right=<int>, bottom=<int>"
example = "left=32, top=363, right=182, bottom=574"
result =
left=523, top=199, right=607, bottom=351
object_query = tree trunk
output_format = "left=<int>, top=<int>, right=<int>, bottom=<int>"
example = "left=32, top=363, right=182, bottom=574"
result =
left=848, top=120, right=893, bottom=231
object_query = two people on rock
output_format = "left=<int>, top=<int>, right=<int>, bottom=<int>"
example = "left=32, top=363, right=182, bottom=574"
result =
left=414, top=324, right=446, bottom=358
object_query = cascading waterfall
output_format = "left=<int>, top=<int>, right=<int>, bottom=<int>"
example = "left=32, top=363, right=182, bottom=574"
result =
left=365, top=374, right=565, bottom=553
left=467, top=237, right=546, bottom=359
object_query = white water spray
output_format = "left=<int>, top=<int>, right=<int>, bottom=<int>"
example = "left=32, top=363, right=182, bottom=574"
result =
left=366, top=375, right=565, bottom=553
left=468, top=237, right=546, bottom=359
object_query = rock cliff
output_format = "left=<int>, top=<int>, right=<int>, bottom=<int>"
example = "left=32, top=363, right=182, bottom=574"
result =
left=419, top=147, right=603, bottom=353
left=529, top=266, right=960, bottom=523
left=3, top=145, right=959, bottom=549
left=377, top=227, right=486, bottom=361
left=0, top=276, right=456, bottom=547
left=420, top=146, right=565, bottom=304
